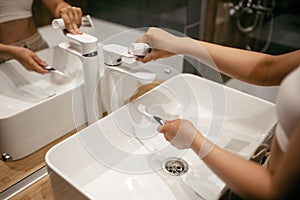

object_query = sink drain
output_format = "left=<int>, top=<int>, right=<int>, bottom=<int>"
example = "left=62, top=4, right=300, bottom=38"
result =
left=162, top=157, right=188, bottom=176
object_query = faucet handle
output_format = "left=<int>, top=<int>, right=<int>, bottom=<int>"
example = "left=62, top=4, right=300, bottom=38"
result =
left=66, top=33, right=98, bottom=56
left=52, top=15, right=93, bottom=29
left=103, top=44, right=135, bottom=66
left=128, top=43, right=151, bottom=57
left=103, top=43, right=151, bottom=66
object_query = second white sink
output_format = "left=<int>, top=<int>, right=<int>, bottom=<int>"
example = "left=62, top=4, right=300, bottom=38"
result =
left=0, top=47, right=86, bottom=161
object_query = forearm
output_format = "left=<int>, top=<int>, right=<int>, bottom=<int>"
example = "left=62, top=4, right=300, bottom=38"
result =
left=175, top=37, right=299, bottom=86
left=192, top=134, right=274, bottom=199
left=0, top=43, right=18, bottom=60
left=42, top=0, right=70, bottom=18
left=158, top=118, right=293, bottom=198
left=194, top=40, right=275, bottom=85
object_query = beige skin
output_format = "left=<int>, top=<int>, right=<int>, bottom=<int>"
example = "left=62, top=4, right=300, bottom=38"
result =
left=137, top=27, right=300, bottom=199
left=0, top=0, right=82, bottom=74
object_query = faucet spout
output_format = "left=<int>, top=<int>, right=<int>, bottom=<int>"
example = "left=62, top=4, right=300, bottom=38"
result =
left=57, top=32, right=102, bottom=125
left=66, top=33, right=98, bottom=56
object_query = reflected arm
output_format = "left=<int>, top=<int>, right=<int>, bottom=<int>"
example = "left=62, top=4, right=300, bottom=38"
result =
left=191, top=41, right=300, bottom=86
left=181, top=38, right=300, bottom=86
left=137, top=27, right=300, bottom=86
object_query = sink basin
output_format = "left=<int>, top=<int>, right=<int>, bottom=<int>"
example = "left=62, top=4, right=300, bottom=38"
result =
left=0, top=47, right=86, bottom=161
left=46, top=74, right=277, bottom=199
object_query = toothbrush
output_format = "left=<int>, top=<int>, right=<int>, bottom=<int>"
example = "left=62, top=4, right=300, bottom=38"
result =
left=44, top=66, right=69, bottom=77
left=138, top=104, right=164, bottom=125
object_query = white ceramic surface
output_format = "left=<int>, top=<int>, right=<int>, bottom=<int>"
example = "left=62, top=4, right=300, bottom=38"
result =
left=226, top=78, right=279, bottom=103
left=0, top=17, right=183, bottom=161
left=46, top=74, right=277, bottom=199
left=0, top=47, right=86, bottom=160
left=0, top=17, right=184, bottom=161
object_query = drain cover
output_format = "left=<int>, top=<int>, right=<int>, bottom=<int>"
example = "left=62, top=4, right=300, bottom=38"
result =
left=162, top=157, right=188, bottom=176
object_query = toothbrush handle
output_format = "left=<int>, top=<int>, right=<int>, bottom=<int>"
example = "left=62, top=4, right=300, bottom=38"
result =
left=153, top=116, right=164, bottom=125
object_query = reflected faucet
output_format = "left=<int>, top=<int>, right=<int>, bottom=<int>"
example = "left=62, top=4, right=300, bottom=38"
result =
left=53, top=17, right=155, bottom=123
left=101, top=44, right=156, bottom=113
left=59, top=33, right=102, bottom=125
left=53, top=17, right=102, bottom=125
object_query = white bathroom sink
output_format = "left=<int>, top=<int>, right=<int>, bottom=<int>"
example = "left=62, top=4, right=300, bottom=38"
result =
left=0, top=46, right=86, bottom=161
left=46, top=73, right=277, bottom=199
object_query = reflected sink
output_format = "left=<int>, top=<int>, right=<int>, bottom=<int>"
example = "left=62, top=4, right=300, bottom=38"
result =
left=0, top=47, right=86, bottom=161
left=46, top=74, right=277, bottom=199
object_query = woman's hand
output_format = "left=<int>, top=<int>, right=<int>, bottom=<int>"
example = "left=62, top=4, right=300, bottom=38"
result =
left=43, top=0, right=82, bottom=34
left=59, top=6, right=82, bottom=34
left=157, top=119, right=203, bottom=149
left=136, top=27, right=183, bottom=63
left=13, top=46, right=49, bottom=74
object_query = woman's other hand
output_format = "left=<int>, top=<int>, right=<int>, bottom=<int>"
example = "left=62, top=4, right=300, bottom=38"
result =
left=157, top=119, right=202, bottom=149
left=135, top=27, right=182, bottom=63
left=13, top=46, right=49, bottom=74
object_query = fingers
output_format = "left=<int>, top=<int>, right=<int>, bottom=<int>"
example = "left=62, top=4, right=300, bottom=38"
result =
left=32, top=53, right=47, bottom=67
left=135, top=27, right=175, bottom=63
left=140, top=53, right=158, bottom=63
left=157, top=120, right=173, bottom=134
left=17, top=48, right=49, bottom=74
left=135, top=35, right=147, bottom=44
left=23, top=60, right=49, bottom=74
left=157, top=125, right=163, bottom=132
left=34, top=65, right=50, bottom=74
left=157, top=120, right=178, bottom=143
left=60, top=6, right=82, bottom=34
left=31, top=54, right=50, bottom=74
left=156, top=119, right=199, bottom=149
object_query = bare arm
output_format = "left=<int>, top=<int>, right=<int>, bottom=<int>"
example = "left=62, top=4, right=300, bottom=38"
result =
left=137, top=27, right=300, bottom=86
left=0, top=43, right=49, bottom=74
left=159, top=119, right=300, bottom=199
left=193, top=122, right=300, bottom=199
left=192, top=41, right=300, bottom=86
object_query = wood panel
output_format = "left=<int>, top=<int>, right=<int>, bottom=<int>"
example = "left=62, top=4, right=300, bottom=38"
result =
left=2, top=82, right=160, bottom=199
left=10, top=176, right=53, bottom=200
left=11, top=174, right=87, bottom=200
left=0, top=126, right=85, bottom=192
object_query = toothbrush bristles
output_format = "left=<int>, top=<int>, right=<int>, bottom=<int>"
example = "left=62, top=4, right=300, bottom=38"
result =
left=138, top=104, right=145, bottom=112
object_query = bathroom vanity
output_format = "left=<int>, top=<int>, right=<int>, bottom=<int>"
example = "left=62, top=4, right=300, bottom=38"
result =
left=0, top=17, right=182, bottom=199
left=46, top=73, right=277, bottom=199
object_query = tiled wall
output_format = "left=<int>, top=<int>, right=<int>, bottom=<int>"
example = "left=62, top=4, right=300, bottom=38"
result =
left=35, top=0, right=225, bottom=82
left=87, top=0, right=206, bottom=40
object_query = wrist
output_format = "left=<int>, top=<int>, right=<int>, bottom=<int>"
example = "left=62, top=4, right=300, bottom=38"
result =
left=174, top=37, right=194, bottom=55
left=171, top=37, right=191, bottom=55
left=55, top=2, right=70, bottom=18
left=191, top=132, right=215, bottom=159
left=0, top=44, right=18, bottom=60
left=191, top=131, right=204, bottom=152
